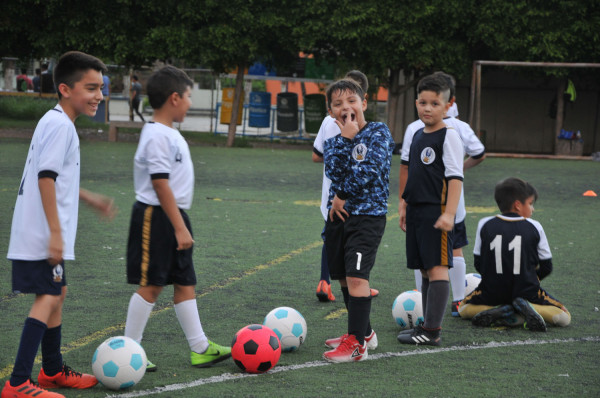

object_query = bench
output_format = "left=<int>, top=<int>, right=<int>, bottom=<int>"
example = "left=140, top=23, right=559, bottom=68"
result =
left=108, top=121, right=145, bottom=142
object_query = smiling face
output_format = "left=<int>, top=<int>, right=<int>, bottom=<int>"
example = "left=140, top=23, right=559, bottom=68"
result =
left=58, top=69, right=104, bottom=121
left=329, top=88, right=367, bottom=128
left=415, top=90, right=450, bottom=131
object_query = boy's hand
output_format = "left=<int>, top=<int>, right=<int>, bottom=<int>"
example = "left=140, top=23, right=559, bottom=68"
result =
left=80, top=189, right=118, bottom=220
left=48, top=231, right=63, bottom=265
left=335, top=117, right=359, bottom=140
left=398, top=200, right=407, bottom=232
left=329, top=195, right=349, bottom=222
left=175, top=227, right=194, bottom=251
left=434, top=212, right=455, bottom=232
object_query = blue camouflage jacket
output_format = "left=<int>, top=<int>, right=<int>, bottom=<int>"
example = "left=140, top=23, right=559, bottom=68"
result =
left=324, top=121, right=395, bottom=216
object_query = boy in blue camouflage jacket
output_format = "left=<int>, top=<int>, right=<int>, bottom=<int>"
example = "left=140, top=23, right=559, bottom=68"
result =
left=321, top=79, right=395, bottom=363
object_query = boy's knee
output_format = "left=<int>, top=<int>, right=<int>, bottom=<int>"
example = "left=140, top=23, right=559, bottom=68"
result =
left=551, top=309, right=571, bottom=327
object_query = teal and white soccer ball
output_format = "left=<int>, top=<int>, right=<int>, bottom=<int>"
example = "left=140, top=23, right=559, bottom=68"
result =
left=465, top=273, right=482, bottom=297
left=263, top=306, right=307, bottom=352
left=392, top=290, right=424, bottom=329
left=92, top=336, right=147, bottom=390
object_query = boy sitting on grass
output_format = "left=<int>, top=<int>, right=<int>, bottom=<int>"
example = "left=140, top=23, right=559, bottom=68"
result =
left=459, top=177, right=571, bottom=331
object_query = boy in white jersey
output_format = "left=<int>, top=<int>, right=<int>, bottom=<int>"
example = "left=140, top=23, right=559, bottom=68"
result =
left=124, top=66, right=231, bottom=372
left=4, top=51, right=116, bottom=398
left=400, top=72, right=485, bottom=317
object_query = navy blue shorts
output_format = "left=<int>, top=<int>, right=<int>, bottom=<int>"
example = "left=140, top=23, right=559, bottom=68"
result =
left=127, top=201, right=197, bottom=287
left=324, top=214, right=386, bottom=280
left=406, top=204, right=453, bottom=270
left=12, top=259, right=66, bottom=295
left=452, top=220, right=468, bottom=249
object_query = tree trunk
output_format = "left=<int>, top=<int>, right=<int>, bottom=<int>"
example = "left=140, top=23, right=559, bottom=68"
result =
left=553, top=79, right=566, bottom=154
left=386, top=68, right=405, bottom=144
left=227, top=65, right=245, bottom=147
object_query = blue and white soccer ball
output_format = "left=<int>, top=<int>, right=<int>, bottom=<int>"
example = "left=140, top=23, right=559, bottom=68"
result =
left=392, top=290, right=424, bottom=329
left=263, top=306, right=307, bottom=352
left=465, top=273, right=482, bottom=297
left=92, top=336, right=147, bottom=390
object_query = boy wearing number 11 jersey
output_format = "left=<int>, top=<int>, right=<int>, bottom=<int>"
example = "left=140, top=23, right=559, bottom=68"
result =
left=459, top=177, right=571, bottom=330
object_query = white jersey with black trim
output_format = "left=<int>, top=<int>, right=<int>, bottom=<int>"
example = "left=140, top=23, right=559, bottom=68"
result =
left=8, top=104, right=81, bottom=261
left=401, top=116, right=484, bottom=222
left=134, top=122, right=194, bottom=209
left=313, top=115, right=340, bottom=220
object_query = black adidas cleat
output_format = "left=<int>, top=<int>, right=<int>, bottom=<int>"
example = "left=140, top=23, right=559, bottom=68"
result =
left=397, top=325, right=441, bottom=346
left=472, top=304, right=516, bottom=327
left=512, top=297, right=547, bottom=332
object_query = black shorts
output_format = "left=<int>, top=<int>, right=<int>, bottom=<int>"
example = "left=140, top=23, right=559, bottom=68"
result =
left=406, top=204, right=453, bottom=270
left=452, top=220, right=468, bottom=249
left=12, top=259, right=66, bottom=295
left=324, top=215, right=386, bottom=280
left=127, top=201, right=197, bottom=287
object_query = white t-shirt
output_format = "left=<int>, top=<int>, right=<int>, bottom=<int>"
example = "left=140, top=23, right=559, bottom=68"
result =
left=313, top=116, right=340, bottom=220
left=134, top=122, right=194, bottom=209
left=8, top=104, right=81, bottom=261
left=401, top=116, right=484, bottom=222
left=447, top=103, right=459, bottom=118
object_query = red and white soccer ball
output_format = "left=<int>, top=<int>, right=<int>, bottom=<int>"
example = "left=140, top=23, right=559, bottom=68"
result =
left=231, top=324, right=281, bottom=374
left=465, top=273, right=482, bottom=297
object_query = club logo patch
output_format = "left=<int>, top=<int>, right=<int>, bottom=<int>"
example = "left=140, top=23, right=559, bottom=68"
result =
left=352, top=144, right=368, bottom=162
left=420, top=147, right=435, bottom=164
left=53, top=264, right=63, bottom=283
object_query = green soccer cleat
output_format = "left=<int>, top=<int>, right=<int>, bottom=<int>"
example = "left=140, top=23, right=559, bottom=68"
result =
left=191, top=340, right=232, bottom=368
left=146, top=360, right=157, bottom=372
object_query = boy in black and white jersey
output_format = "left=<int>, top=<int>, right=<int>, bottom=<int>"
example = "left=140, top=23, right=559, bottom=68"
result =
left=398, top=73, right=464, bottom=346
left=124, top=66, right=231, bottom=371
left=459, top=177, right=571, bottom=330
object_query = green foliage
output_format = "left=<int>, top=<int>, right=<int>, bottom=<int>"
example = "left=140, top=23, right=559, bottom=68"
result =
left=0, top=96, right=55, bottom=120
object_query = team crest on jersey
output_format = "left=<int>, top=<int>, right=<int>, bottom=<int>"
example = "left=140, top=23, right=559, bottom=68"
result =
left=352, top=143, right=368, bottom=162
left=420, top=147, right=435, bottom=164
left=175, top=149, right=182, bottom=163
left=53, top=264, right=63, bottom=283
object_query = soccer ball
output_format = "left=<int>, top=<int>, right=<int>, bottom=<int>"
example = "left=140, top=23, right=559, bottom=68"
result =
left=231, top=324, right=281, bottom=374
left=392, top=290, right=424, bottom=329
left=465, top=273, right=482, bottom=297
left=263, top=306, right=307, bottom=352
left=92, top=336, right=147, bottom=390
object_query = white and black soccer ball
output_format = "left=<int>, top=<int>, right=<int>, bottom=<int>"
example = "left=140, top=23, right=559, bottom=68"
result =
left=392, top=290, right=424, bottom=329
left=92, top=336, right=147, bottom=390
left=263, top=306, right=307, bottom=352
left=465, top=273, right=482, bottom=297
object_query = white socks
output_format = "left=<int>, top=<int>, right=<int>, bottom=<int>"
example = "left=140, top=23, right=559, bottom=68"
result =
left=174, top=299, right=208, bottom=354
left=449, top=256, right=466, bottom=301
left=125, top=293, right=155, bottom=344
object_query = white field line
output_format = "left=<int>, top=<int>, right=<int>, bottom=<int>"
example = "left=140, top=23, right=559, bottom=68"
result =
left=107, top=336, right=600, bottom=398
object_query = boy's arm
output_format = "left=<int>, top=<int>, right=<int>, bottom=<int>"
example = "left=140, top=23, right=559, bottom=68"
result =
left=398, top=164, right=408, bottom=232
left=152, top=178, right=194, bottom=250
left=80, top=188, right=117, bottom=219
left=323, top=135, right=351, bottom=183
left=434, top=178, right=462, bottom=231
left=39, top=177, right=63, bottom=265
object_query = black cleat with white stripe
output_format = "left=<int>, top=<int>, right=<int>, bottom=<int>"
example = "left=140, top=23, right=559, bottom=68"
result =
left=397, top=325, right=441, bottom=346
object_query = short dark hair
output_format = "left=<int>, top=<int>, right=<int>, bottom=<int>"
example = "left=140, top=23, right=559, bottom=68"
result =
left=53, top=51, right=107, bottom=99
left=20, top=68, right=27, bottom=74
left=417, top=73, right=450, bottom=102
left=326, top=79, right=364, bottom=110
left=345, top=70, right=368, bottom=93
left=494, top=177, right=538, bottom=213
left=146, top=66, right=193, bottom=109
left=432, top=71, right=456, bottom=99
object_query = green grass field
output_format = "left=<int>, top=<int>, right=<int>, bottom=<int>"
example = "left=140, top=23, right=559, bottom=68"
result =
left=0, top=137, right=599, bottom=397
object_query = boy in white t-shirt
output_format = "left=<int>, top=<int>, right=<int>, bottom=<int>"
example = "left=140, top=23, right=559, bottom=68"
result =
left=312, top=70, right=379, bottom=303
left=124, top=66, right=231, bottom=372
left=5, top=51, right=116, bottom=398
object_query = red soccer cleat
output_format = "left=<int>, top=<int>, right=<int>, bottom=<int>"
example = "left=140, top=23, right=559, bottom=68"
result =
left=316, top=280, right=335, bottom=302
left=1, top=379, right=65, bottom=398
left=37, top=362, right=98, bottom=389
left=323, top=334, right=367, bottom=363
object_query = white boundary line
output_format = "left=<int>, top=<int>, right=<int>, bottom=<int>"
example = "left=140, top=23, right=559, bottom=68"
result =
left=107, top=336, right=600, bottom=397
